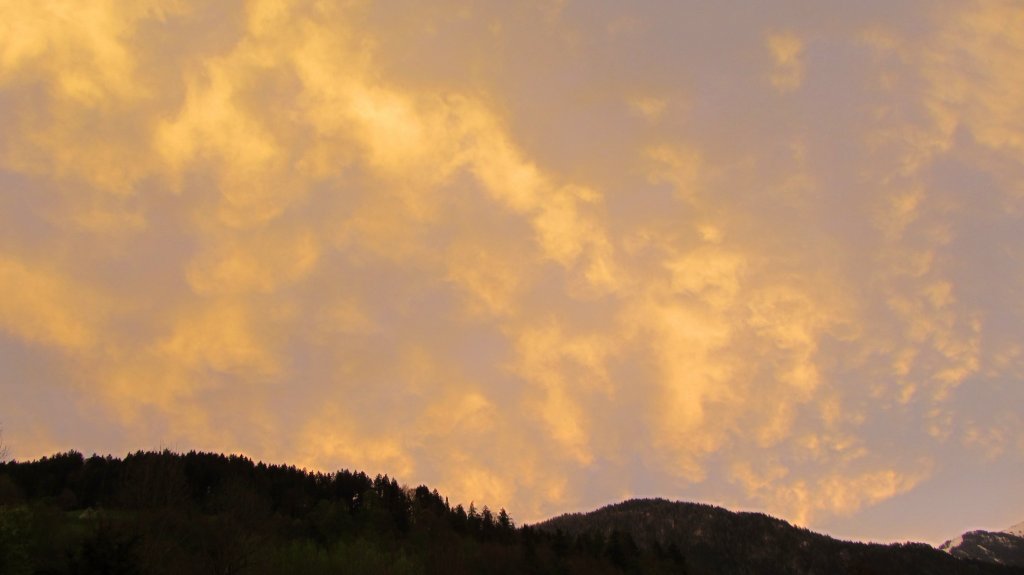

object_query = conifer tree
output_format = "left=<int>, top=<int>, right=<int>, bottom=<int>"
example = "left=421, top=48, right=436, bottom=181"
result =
left=497, top=508, right=513, bottom=531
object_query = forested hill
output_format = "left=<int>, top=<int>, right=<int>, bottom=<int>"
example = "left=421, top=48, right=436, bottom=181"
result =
left=538, top=498, right=1023, bottom=575
left=0, top=451, right=1019, bottom=575
left=0, top=450, right=685, bottom=574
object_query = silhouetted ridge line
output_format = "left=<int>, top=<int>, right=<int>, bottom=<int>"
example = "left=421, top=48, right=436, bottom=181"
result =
left=1, top=451, right=1021, bottom=574
left=535, top=497, right=1024, bottom=575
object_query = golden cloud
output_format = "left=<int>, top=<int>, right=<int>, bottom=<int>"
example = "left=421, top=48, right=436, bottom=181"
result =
left=766, top=32, right=805, bottom=93
left=0, top=256, right=105, bottom=350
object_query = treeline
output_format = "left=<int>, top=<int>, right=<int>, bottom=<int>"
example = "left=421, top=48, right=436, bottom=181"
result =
left=0, top=450, right=683, bottom=574
left=4, top=452, right=1020, bottom=574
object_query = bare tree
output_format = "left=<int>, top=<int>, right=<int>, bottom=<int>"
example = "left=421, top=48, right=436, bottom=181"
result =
left=0, top=424, right=7, bottom=461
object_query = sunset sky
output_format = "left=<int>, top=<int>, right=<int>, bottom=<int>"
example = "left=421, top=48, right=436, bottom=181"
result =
left=2, top=0, right=1023, bottom=545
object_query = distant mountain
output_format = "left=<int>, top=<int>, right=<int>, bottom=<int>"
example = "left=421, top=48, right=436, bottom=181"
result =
left=536, top=498, right=1024, bottom=575
left=940, top=523, right=1024, bottom=567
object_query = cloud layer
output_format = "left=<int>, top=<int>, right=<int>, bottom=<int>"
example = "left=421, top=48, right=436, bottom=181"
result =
left=1, top=0, right=1022, bottom=543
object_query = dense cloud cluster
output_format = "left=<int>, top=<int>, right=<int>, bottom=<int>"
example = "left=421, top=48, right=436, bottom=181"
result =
left=1, top=0, right=1022, bottom=543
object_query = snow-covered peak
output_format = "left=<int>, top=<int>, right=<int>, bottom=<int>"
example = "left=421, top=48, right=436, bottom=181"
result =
left=938, top=528, right=1024, bottom=566
left=1005, top=521, right=1024, bottom=537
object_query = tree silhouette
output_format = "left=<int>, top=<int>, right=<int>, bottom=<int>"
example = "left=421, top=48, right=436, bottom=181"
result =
left=498, top=508, right=514, bottom=530
left=0, top=424, right=8, bottom=462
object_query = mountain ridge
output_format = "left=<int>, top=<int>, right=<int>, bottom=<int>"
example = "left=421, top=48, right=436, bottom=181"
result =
left=537, top=497, right=1024, bottom=574
left=2, top=451, right=1021, bottom=574
left=940, top=524, right=1024, bottom=567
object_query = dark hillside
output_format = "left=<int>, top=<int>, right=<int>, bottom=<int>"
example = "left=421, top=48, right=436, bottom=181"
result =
left=537, top=498, right=1024, bottom=575
left=1, top=453, right=1020, bottom=575
left=0, top=451, right=682, bottom=574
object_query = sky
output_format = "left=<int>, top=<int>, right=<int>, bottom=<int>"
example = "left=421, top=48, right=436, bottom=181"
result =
left=1, top=0, right=1023, bottom=546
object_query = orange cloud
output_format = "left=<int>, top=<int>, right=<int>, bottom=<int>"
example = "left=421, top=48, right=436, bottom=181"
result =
left=0, top=257, right=105, bottom=350
left=766, top=32, right=805, bottom=93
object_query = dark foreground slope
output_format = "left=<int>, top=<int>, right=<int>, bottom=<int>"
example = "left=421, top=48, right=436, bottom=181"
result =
left=1, top=452, right=1019, bottom=575
left=537, top=498, right=1024, bottom=575
left=0, top=450, right=687, bottom=575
